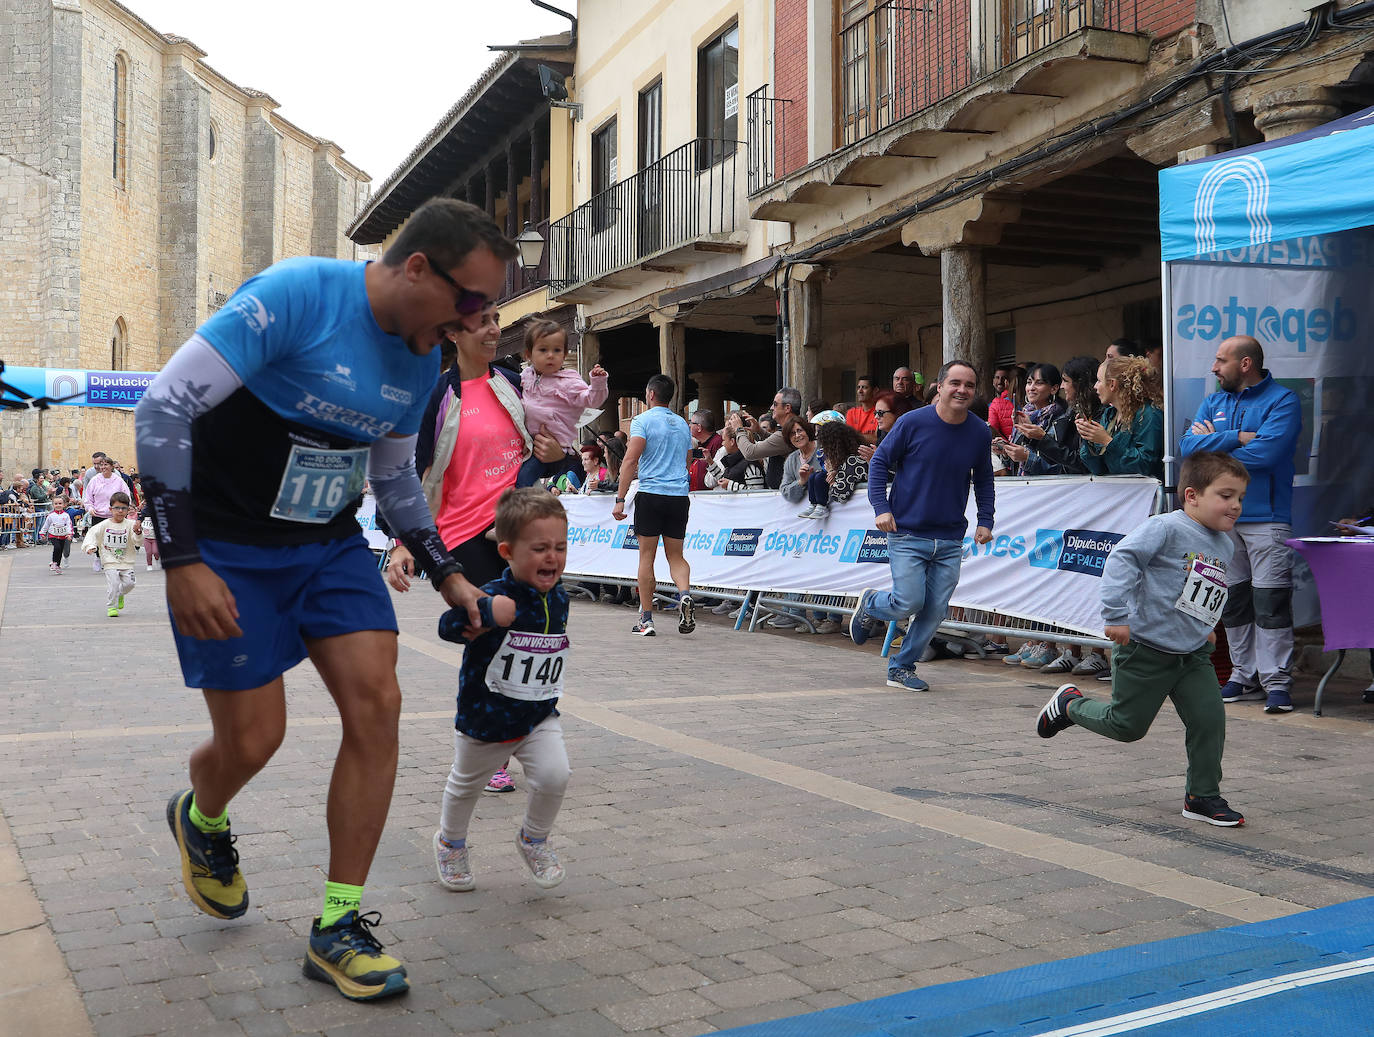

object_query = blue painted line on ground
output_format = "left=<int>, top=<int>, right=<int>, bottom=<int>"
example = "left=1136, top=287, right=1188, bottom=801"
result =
left=716, top=897, right=1374, bottom=1037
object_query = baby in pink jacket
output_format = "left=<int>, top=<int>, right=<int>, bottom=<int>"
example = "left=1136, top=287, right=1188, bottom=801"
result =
left=516, top=319, right=609, bottom=488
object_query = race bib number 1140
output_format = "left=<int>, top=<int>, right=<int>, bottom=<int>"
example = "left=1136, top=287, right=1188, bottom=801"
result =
left=485, top=631, right=569, bottom=701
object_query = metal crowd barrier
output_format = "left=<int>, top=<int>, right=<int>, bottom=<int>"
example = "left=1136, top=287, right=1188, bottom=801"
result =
left=1, top=500, right=59, bottom=548
left=558, top=477, right=1160, bottom=655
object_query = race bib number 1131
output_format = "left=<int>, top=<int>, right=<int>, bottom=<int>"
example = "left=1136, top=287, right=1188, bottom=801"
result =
left=1174, top=557, right=1228, bottom=626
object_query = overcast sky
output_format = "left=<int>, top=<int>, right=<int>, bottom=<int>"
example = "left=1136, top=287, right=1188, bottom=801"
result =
left=120, top=0, right=575, bottom=183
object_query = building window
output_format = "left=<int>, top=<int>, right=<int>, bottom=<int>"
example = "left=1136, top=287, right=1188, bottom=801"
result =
left=697, top=23, right=739, bottom=165
left=638, top=81, right=662, bottom=171
left=591, top=118, right=617, bottom=233
left=638, top=82, right=664, bottom=256
left=208, top=119, right=218, bottom=163
left=838, top=0, right=902, bottom=146
left=993, top=328, right=1017, bottom=365
left=110, top=317, right=128, bottom=371
left=1006, top=0, right=1078, bottom=63
left=112, top=53, right=129, bottom=188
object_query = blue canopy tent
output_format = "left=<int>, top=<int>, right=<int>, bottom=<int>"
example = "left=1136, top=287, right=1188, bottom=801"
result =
left=1158, top=105, right=1374, bottom=539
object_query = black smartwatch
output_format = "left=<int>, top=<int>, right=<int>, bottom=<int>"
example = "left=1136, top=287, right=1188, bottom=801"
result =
left=430, top=559, right=465, bottom=590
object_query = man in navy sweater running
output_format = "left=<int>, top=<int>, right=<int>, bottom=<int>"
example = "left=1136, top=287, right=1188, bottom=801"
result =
left=849, top=359, right=995, bottom=691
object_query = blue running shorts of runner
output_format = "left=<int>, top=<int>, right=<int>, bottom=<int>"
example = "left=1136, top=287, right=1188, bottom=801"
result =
left=170, top=535, right=396, bottom=691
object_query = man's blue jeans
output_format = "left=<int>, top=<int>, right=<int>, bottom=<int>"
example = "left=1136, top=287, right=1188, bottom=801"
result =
left=864, top=534, right=963, bottom=673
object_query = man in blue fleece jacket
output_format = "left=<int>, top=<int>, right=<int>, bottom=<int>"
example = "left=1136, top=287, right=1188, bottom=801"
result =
left=1179, top=335, right=1301, bottom=715
left=849, top=360, right=995, bottom=692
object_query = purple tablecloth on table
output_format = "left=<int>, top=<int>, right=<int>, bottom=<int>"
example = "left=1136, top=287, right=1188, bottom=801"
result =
left=1287, top=538, right=1374, bottom=651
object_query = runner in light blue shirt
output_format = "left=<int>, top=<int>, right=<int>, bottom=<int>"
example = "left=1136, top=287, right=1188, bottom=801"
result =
left=612, top=374, right=696, bottom=637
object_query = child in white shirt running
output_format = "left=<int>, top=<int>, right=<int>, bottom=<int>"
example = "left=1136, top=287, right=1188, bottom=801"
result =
left=83, top=492, right=138, bottom=617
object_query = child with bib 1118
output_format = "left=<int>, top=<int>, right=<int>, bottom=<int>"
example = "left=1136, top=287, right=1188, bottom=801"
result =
left=430, top=486, right=573, bottom=891
left=1035, top=451, right=1251, bottom=828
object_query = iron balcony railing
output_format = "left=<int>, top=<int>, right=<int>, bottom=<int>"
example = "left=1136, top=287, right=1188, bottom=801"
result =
left=839, top=0, right=1139, bottom=148
left=500, top=216, right=550, bottom=301
left=745, top=87, right=795, bottom=196
left=548, top=138, right=741, bottom=295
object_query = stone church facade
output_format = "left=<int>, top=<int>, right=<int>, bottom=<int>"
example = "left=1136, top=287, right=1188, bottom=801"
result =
left=0, top=0, right=372, bottom=472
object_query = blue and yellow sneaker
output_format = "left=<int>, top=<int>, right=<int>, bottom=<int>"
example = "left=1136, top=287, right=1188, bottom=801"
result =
left=303, top=910, right=409, bottom=1001
left=165, top=789, right=248, bottom=919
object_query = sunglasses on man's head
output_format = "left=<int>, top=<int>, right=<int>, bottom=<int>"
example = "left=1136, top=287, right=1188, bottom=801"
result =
left=424, top=255, right=489, bottom=316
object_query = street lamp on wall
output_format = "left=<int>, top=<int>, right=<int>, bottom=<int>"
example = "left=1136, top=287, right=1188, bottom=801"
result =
left=516, top=222, right=546, bottom=274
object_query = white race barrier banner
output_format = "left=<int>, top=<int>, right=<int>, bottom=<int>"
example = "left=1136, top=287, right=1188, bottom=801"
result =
left=355, top=494, right=390, bottom=551
left=563, top=476, right=1159, bottom=636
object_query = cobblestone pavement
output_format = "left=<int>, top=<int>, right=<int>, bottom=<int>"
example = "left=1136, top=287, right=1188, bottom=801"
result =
left=1, top=548, right=1372, bottom=1036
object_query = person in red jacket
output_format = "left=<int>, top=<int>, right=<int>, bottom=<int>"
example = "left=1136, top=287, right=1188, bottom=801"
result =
left=987, top=363, right=1019, bottom=440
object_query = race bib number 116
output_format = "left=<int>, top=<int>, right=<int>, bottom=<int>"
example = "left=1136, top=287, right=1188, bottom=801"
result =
left=270, top=444, right=368, bottom=523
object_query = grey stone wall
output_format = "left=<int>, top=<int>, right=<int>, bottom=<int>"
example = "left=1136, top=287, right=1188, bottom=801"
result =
left=48, top=2, right=83, bottom=371
left=1, top=2, right=371, bottom=470
left=157, top=63, right=209, bottom=358
left=241, top=109, right=278, bottom=280
left=0, top=1, right=82, bottom=469
left=311, top=149, right=343, bottom=259
left=0, top=0, right=52, bottom=167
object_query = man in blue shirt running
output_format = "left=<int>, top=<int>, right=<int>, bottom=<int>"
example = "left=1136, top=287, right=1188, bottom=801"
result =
left=135, top=199, right=515, bottom=1002
left=849, top=359, right=996, bottom=691
left=612, top=374, right=696, bottom=637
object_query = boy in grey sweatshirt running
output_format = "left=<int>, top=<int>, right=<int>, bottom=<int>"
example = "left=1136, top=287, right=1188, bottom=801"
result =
left=1036, top=451, right=1250, bottom=827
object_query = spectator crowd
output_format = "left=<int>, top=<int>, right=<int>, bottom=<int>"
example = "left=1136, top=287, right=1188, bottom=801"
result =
left=0, top=451, right=158, bottom=572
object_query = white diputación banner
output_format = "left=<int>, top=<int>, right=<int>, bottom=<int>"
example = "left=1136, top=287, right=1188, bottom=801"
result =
left=563, top=476, right=1159, bottom=636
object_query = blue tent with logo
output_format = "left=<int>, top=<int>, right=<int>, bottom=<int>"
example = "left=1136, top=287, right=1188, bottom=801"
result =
left=1158, top=104, right=1374, bottom=536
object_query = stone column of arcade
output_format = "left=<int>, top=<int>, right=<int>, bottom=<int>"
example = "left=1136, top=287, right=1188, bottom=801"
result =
left=689, top=371, right=730, bottom=429
left=785, top=266, right=823, bottom=405
left=653, top=317, right=688, bottom=415
left=1253, top=85, right=1341, bottom=142
left=940, top=244, right=991, bottom=387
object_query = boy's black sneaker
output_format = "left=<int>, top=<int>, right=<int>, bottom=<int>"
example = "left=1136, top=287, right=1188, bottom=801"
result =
left=677, top=594, right=696, bottom=634
left=1182, top=794, right=1245, bottom=827
left=1036, top=683, right=1083, bottom=739
left=166, top=789, right=249, bottom=919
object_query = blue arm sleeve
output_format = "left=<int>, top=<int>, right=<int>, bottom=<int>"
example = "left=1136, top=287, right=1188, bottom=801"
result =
left=438, top=596, right=498, bottom=642
left=367, top=433, right=464, bottom=588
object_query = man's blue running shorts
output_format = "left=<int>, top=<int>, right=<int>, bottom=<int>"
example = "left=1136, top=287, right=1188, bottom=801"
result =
left=170, top=535, right=397, bottom=691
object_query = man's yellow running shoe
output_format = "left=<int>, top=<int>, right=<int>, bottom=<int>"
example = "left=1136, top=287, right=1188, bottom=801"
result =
left=303, top=911, right=409, bottom=1001
left=165, top=789, right=248, bottom=919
